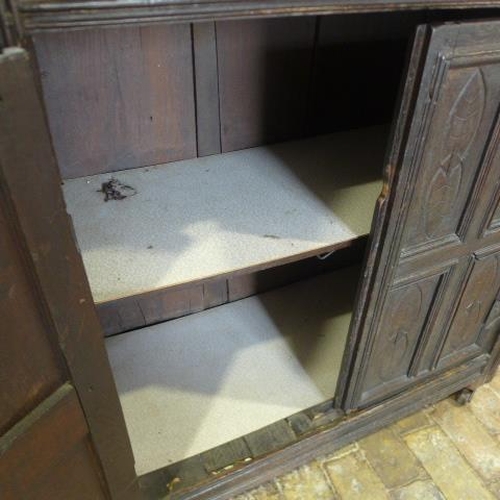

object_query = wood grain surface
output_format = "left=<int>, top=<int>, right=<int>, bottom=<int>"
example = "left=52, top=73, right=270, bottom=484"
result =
left=34, top=24, right=196, bottom=178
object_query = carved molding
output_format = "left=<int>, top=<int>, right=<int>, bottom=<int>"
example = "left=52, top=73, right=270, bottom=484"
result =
left=15, top=1, right=500, bottom=33
left=377, top=284, right=422, bottom=382
left=443, top=253, right=500, bottom=357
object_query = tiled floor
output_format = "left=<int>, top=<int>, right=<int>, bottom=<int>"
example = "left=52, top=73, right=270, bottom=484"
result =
left=233, top=370, right=500, bottom=499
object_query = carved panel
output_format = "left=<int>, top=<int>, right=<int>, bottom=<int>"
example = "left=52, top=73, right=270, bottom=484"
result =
left=478, top=298, right=500, bottom=352
left=362, top=274, right=442, bottom=394
left=402, top=67, right=486, bottom=253
left=440, top=253, right=500, bottom=360
left=424, top=70, right=485, bottom=238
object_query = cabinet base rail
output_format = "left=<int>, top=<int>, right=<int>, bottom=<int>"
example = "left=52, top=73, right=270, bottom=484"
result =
left=139, top=355, right=486, bottom=500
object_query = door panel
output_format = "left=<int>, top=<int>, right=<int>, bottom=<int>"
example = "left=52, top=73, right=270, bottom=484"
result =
left=440, top=251, right=500, bottom=363
left=340, top=20, right=500, bottom=410
left=402, top=67, right=490, bottom=252
left=489, top=203, right=500, bottom=232
left=360, top=271, right=443, bottom=402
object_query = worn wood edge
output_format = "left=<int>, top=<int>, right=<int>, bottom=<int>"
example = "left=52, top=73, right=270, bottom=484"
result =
left=0, top=383, right=109, bottom=497
left=15, top=1, right=500, bottom=33
left=98, top=236, right=366, bottom=336
left=0, top=47, right=140, bottom=500
left=139, top=401, right=342, bottom=499
left=0, top=384, right=76, bottom=455
left=334, top=23, right=432, bottom=410
left=138, top=355, right=484, bottom=500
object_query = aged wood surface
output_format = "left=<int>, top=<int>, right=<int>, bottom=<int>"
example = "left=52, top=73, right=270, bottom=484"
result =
left=193, top=22, right=221, bottom=156
left=217, top=17, right=315, bottom=151
left=0, top=47, right=139, bottom=499
left=33, top=24, right=196, bottom=178
left=0, top=181, right=66, bottom=435
left=340, top=19, right=500, bottom=410
left=14, top=0, right=500, bottom=33
left=0, top=385, right=107, bottom=500
left=33, top=13, right=407, bottom=178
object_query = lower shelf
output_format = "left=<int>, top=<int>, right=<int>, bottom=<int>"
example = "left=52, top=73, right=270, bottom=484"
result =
left=105, top=265, right=360, bottom=475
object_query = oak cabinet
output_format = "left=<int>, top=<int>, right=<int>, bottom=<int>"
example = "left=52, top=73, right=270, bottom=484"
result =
left=2, top=4, right=500, bottom=500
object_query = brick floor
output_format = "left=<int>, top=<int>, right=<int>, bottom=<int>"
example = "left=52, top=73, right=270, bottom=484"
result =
left=233, top=370, right=500, bottom=499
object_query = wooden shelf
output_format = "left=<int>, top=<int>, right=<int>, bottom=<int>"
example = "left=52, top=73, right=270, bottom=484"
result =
left=63, top=125, right=386, bottom=303
left=105, top=265, right=359, bottom=474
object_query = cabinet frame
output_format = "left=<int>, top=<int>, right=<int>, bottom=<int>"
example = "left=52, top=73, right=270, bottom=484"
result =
left=3, top=4, right=500, bottom=500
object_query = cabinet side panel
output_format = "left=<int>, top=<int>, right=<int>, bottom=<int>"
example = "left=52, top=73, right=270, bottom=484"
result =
left=0, top=196, right=65, bottom=436
left=0, top=386, right=108, bottom=500
left=0, top=47, right=139, bottom=499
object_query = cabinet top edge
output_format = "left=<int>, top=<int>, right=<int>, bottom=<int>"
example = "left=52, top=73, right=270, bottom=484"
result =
left=14, top=0, right=500, bottom=34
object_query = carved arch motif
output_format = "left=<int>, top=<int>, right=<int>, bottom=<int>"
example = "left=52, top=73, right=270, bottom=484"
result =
left=378, top=284, right=423, bottom=382
left=424, top=69, right=486, bottom=239
left=447, top=254, right=500, bottom=353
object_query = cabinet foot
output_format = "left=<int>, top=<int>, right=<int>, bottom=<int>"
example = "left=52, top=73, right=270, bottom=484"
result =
left=455, top=388, right=475, bottom=405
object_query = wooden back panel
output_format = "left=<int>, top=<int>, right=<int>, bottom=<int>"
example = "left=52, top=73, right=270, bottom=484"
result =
left=33, top=24, right=196, bottom=179
left=33, top=13, right=419, bottom=179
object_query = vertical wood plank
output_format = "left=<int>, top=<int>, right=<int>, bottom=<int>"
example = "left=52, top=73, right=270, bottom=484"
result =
left=33, top=24, right=197, bottom=179
left=193, top=22, right=222, bottom=156
left=217, top=17, right=316, bottom=152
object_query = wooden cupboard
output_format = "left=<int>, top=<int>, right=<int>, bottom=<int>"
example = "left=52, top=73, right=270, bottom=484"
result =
left=2, top=2, right=500, bottom=499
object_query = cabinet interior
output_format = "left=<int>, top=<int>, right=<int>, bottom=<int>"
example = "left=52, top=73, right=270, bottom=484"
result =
left=34, top=12, right=415, bottom=475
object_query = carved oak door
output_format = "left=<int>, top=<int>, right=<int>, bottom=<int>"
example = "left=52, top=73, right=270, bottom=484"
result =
left=339, top=20, right=500, bottom=410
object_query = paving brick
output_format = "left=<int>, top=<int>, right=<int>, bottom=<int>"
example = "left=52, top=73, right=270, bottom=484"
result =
left=390, top=479, right=445, bottom=500
left=404, top=426, right=495, bottom=500
left=242, top=371, right=500, bottom=500
left=392, top=410, right=433, bottom=436
left=488, top=370, right=500, bottom=395
left=431, top=399, right=500, bottom=481
left=276, top=461, right=337, bottom=500
left=248, top=482, right=282, bottom=500
left=469, top=386, right=500, bottom=436
left=324, top=451, right=389, bottom=500
left=359, top=427, right=426, bottom=489
left=320, top=442, right=358, bottom=463
left=486, top=479, right=500, bottom=498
